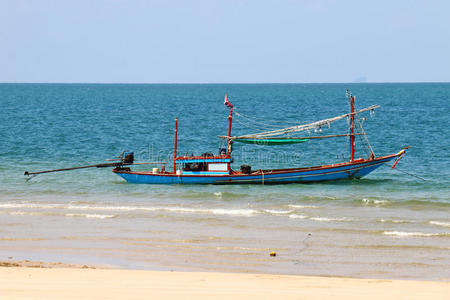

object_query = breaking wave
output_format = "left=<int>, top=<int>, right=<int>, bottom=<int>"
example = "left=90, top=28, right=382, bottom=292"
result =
left=288, top=205, right=319, bottom=209
left=362, top=198, right=390, bottom=205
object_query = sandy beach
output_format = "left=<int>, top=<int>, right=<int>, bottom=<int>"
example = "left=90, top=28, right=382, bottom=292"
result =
left=1, top=262, right=449, bottom=300
left=2, top=0, right=450, bottom=297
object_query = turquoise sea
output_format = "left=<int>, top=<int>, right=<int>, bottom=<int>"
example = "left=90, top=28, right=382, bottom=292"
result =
left=0, top=83, right=449, bottom=280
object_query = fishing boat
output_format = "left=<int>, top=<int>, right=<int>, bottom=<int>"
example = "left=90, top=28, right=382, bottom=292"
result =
left=111, top=90, right=408, bottom=184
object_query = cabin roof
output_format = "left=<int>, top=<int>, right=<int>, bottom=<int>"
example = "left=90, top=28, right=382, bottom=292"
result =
left=175, top=155, right=231, bottom=163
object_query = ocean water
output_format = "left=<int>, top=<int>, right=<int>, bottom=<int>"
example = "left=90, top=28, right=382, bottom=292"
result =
left=0, top=83, right=449, bottom=280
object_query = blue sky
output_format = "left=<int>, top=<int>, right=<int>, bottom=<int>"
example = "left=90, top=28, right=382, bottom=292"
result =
left=1, top=0, right=449, bottom=83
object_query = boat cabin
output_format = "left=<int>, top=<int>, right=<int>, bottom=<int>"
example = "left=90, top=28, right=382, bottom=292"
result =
left=175, top=152, right=231, bottom=175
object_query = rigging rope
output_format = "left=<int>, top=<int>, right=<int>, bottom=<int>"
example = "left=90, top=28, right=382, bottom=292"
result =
left=234, top=111, right=288, bottom=130
left=233, top=114, right=273, bottom=131
left=235, top=105, right=380, bottom=138
left=383, top=163, right=427, bottom=181
left=234, top=110, right=311, bottom=127
left=356, top=117, right=374, bottom=156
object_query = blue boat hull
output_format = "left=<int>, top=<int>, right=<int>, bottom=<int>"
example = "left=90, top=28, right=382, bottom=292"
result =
left=113, top=154, right=399, bottom=184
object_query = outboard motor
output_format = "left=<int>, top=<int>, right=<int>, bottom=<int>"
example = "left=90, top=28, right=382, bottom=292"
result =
left=122, top=152, right=134, bottom=164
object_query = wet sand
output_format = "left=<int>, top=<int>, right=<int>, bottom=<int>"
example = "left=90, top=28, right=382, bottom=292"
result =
left=1, top=262, right=449, bottom=299
left=0, top=259, right=96, bottom=269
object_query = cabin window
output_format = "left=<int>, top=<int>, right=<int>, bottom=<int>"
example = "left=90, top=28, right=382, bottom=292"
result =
left=183, top=163, right=206, bottom=171
left=208, top=163, right=228, bottom=172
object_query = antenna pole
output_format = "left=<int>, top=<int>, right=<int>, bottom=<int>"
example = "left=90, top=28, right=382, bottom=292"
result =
left=173, top=118, right=178, bottom=173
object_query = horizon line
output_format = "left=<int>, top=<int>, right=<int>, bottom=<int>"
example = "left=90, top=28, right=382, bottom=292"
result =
left=0, top=81, right=449, bottom=85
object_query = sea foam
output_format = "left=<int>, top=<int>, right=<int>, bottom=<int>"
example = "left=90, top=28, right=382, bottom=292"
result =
left=288, top=205, right=319, bottom=209
left=310, top=217, right=354, bottom=222
left=65, top=213, right=116, bottom=219
left=289, top=214, right=308, bottom=219
left=362, top=198, right=390, bottom=205
left=383, top=231, right=449, bottom=237
left=378, top=219, right=411, bottom=224
left=264, top=209, right=293, bottom=214
left=429, top=221, right=450, bottom=228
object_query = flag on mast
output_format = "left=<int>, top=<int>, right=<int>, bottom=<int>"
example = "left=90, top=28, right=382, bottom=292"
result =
left=224, top=93, right=233, bottom=108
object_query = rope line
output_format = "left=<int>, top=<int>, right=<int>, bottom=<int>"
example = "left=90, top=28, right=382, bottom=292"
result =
left=383, top=163, right=427, bottom=181
left=234, top=110, right=310, bottom=126
left=234, top=111, right=287, bottom=129
left=236, top=105, right=380, bottom=138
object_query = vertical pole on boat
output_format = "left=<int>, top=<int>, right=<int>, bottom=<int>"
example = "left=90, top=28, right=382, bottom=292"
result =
left=226, top=106, right=234, bottom=155
left=174, top=118, right=178, bottom=173
left=350, top=95, right=355, bottom=161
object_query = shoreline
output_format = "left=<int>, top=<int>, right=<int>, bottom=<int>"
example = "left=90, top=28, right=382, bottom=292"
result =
left=0, top=259, right=97, bottom=269
left=1, top=261, right=449, bottom=299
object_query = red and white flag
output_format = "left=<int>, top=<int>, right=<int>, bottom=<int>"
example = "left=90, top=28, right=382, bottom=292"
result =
left=224, top=93, right=233, bottom=108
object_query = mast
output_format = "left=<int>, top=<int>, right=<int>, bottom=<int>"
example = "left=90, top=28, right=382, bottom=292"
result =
left=224, top=93, right=234, bottom=156
left=173, top=118, right=178, bottom=173
left=226, top=107, right=233, bottom=155
left=349, top=95, right=355, bottom=161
